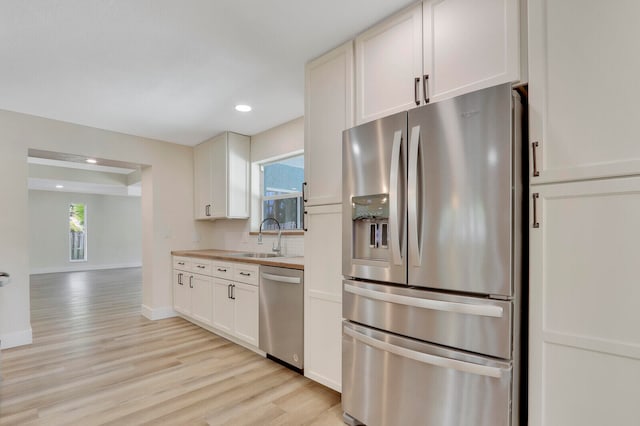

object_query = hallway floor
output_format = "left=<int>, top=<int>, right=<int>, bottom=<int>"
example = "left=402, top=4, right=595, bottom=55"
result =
left=0, top=268, right=343, bottom=425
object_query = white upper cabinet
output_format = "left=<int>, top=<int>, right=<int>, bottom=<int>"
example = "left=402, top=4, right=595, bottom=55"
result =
left=194, top=141, right=213, bottom=220
left=355, top=3, right=423, bottom=124
left=423, top=0, right=521, bottom=103
left=529, top=0, right=640, bottom=183
left=193, top=132, right=250, bottom=220
left=304, top=41, right=354, bottom=206
left=210, top=133, right=227, bottom=218
left=355, top=0, right=523, bottom=125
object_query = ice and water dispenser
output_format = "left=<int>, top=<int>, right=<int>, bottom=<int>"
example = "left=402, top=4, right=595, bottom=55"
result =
left=351, top=194, right=390, bottom=262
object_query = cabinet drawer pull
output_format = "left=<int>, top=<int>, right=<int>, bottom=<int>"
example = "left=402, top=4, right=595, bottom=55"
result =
left=414, top=77, right=421, bottom=106
left=197, top=265, right=205, bottom=269
left=217, top=268, right=227, bottom=272
left=178, top=262, right=184, bottom=265
left=239, top=272, right=251, bottom=276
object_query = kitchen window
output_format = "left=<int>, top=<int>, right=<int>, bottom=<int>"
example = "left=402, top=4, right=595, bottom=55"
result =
left=69, top=203, right=87, bottom=261
left=261, top=155, right=304, bottom=230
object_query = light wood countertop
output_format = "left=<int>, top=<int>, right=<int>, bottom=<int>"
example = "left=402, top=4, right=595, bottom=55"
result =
left=171, top=249, right=304, bottom=270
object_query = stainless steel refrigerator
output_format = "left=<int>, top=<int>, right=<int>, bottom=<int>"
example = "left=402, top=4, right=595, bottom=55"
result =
left=341, top=83, right=526, bottom=426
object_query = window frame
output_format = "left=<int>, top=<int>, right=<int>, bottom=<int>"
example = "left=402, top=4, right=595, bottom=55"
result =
left=69, top=203, right=88, bottom=262
left=259, top=154, right=304, bottom=231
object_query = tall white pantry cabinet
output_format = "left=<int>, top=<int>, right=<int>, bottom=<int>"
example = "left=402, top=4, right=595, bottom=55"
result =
left=528, top=0, right=640, bottom=424
left=303, top=41, right=354, bottom=392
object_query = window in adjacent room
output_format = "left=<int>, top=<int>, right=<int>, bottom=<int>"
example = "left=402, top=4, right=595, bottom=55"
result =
left=69, top=203, right=87, bottom=261
left=261, top=154, right=304, bottom=230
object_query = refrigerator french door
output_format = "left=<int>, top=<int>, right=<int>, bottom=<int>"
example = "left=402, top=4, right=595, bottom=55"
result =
left=342, top=83, right=524, bottom=426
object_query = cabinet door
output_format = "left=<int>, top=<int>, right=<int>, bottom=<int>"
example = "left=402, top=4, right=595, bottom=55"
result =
left=304, top=204, right=343, bottom=391
left=193, top=140, right=212, bottom=219
left=529, top=0, right=640, bottom=183
left=305, top=42, right=354, bottom=206
left=529, top=177, right=640, bottom=426
left=212, top=278, right=234, bottom=334
left=226, top=133, right=250, bottom=218
left=190, top=274, right=213, bottom=326
left=423, top=0, right=521, bottom=103
left=233, top=282, right=259, bottom=347
left=210, top=134, right=227, bottom=218
left=173, top=270, right=190, bottom=315
left=355, top=2, right=423, bottom=124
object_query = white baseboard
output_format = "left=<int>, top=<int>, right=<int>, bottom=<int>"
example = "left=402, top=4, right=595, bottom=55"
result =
left=141, top=304, right=177, bottom=321
left=0, top=328, right=33, bottom=349
left=30, top=263, right=142, bottom=275
left=304, top=371, right=342, bottom=393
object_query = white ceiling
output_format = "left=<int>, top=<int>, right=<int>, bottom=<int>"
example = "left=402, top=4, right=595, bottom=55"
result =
left=0, top=0, right=415, bottom=146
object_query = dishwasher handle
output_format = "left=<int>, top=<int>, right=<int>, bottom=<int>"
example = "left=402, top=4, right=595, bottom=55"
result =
left=261, top=272, right=301, bottom=284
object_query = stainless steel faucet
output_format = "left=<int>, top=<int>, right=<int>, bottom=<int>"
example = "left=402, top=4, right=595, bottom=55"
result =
left=258, top=217, right=282, bottom=255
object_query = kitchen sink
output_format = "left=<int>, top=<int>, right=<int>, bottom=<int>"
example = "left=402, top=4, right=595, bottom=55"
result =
left=228, top=252, right=282, bottom=259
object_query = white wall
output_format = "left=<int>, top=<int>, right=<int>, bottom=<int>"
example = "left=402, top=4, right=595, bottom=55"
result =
left=0, top=108, right=215, bottom=349
left=204, top=116, right=305, bottom=256
left=251, top=116, right=304, bottom=163
left=29, top=190, right=142, bottom=274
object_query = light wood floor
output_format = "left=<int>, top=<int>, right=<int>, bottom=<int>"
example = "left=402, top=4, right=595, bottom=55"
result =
left=0, top=268, right=344, bottom=425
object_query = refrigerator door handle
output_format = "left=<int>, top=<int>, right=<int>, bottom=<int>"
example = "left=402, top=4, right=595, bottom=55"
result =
left=343, top=326, right=504, bottom=378
left=389, top=130, right=403, bottom=266
left=408, top=125, right=421, bottom=267
left=344, top=283, right=504, bottom=318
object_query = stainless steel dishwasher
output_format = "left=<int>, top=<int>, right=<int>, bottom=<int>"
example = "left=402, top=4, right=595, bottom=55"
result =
left=259, top=265, right=304, bottom=372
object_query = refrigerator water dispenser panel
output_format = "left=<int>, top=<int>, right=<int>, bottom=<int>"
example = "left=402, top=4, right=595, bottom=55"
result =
left=352, top=194, right=390, bottom=261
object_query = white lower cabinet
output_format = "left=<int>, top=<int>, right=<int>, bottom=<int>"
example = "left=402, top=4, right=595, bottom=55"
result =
left=233, top=282, right=259, bottom=347
left=304, top=204, right=342, bottom=392
left=172, top=270, right=213, bottom=326
left=173, top=257, right=259, bottom=349
left=211, top=278, right=259, bottom=346
left=189, top=273, right=213, bottom=326
left=529, top=177, right=640, bottom=426
left=172, top=269, right=190, bottom=315
left=212, top=278, right=235, bottom=334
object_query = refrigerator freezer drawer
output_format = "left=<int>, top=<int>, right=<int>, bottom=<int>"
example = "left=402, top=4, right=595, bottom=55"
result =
left=342, top=321, right=513, bottom=426
left=343, top=280, right=512, bottom=359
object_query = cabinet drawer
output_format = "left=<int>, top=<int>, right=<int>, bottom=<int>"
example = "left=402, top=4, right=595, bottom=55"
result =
left=212, top=262, right=234, bottom=279
left=234, top=263, right=259, bottom=286
left=192, top=259, right=212, bottom=275
left=173, top=256, right=192, bottom=271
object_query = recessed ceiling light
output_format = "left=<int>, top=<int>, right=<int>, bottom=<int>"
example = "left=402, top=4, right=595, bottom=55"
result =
left=86, top=158, right=97, bottom=164
left=235, top=104, right=252, bottom=112
left=55, top=184, right=64, bottom=189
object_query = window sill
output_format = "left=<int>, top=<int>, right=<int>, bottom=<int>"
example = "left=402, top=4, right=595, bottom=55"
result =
left=249, top=230, right=304, bottom=236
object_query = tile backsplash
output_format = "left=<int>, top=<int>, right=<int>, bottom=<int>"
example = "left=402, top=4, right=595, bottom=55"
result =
left=202, top=219, right=304, bottom=257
